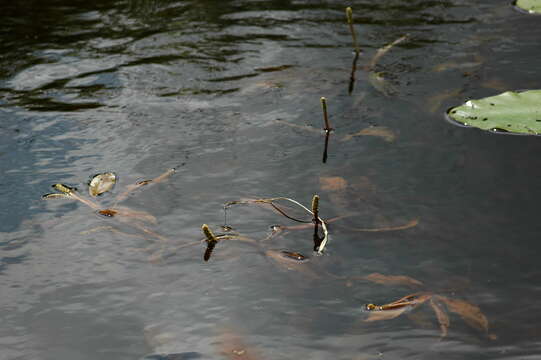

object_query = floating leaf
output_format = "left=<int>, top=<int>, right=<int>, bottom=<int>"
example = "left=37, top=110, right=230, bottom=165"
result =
left=42, top=193, right=71, bottom=200
left=265, top=250, right=319, bottom=278
left=515, top=0, right=541, bottom=14
left=276, top=250, right=308, bottom=262
left=265, top=249, right=310, bottom=266
left=364, top=273, right=423, bottom=287
left=88, top=172, right=117, bottom=197
left=98, top=209, right=118, bottom=217
left=447, top=90, right=541, bottom=134
left=385, top=293, right=432, bottom=309
left=364, top=293, right=432, bottom=322
left=436, top=295, right=489, bottom=334
left=430, top=298, right=450, bottom=338
left=342, top=126, right=396, bottom=142
left=52, top=183, right=77, bottom=194
left=320, top=176, right=348, bottom=191
left=364, top=306, right=410, bottom=321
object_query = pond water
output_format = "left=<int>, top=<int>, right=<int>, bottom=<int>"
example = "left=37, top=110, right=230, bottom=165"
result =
left=2, top=0, right=541, bottom=359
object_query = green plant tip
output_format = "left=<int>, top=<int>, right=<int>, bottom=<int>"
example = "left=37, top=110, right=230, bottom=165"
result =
left=346, top=7, right=353, bottom=24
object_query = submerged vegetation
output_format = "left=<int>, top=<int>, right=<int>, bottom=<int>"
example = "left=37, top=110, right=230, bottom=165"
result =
left=40, top=2, right=541, bottom=354
left=43, top=168, right=176, bottom=259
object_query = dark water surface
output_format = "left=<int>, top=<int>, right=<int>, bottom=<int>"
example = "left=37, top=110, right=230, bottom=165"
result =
left=1, top=0, right=541, bottom=359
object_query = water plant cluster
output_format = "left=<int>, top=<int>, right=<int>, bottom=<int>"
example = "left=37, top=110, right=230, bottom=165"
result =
left=40, top=4, right=541, bottom=353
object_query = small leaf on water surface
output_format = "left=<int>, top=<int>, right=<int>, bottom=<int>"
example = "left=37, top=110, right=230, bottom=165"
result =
left=363, top=273, right=423, bottom=287
left=515, top=0, right=541, bottom=14
left=265, top=250, right=319, bottom=278
left=365, top=292, right=490, bottom=337
left=42, top=193, right=71, bottom=200
left=276, top=250, right=308, bottom=262
left=98, top=209, right=118, bottom=217
left=364, top=306, right=410, bottom=321
left=88, top=172, right=117, bottom=197
left=447, top=90, right=541, bottom=134
left=52, top=183, right=77, bottom=194
left=364, top=293, right=431, bottom=322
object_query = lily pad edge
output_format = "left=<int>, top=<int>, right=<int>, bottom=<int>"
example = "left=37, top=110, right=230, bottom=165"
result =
left=445, top=89, right=541, bottom=136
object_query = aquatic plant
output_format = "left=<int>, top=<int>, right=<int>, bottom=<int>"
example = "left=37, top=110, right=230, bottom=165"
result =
left=88, top=172, right=117, bottom=197
left=447, top=89, right=541, bottom=134
left=515, top=0, right=541, bottom=14
left=223, top=196, right=330, bottom=254
left=320, top=97, right=332, bottom=132
left=42, top=168, right=176, bottom=260
left=346, top=7, right=360, bottom=56
left=364, top=290, right=491, bottom=339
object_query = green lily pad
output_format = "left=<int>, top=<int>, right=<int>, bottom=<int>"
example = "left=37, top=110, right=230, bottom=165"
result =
left=515, top=0, right=541, bottom=14
left=447, top=90, right=541, bottom=134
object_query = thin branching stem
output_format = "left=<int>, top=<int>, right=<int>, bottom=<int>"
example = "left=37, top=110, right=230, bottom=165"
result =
left=228, top=197, right=330, bottom=254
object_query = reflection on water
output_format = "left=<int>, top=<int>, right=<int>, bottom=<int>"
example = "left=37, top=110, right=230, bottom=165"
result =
left=2, top=0, right=541, bottom=359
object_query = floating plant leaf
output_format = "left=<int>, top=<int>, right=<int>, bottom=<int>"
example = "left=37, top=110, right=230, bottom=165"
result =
left=88, top=172, right=117, bottom=197
left=265, top=250, right=319, bottom=278
left=98, top=209, right=118, bottom=217
left=364, top=306, right=409, bottom=321
left=515, top=0, right=541, bottom=14
left=365, top=292, right=490, bottom=337
left=42, top=193, right=71, bottom=200
left=52, top=183, right=77, bottom=194
left=447, top=90, right=541, bottom=134
left=364, top=293, right=432, bottom=322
